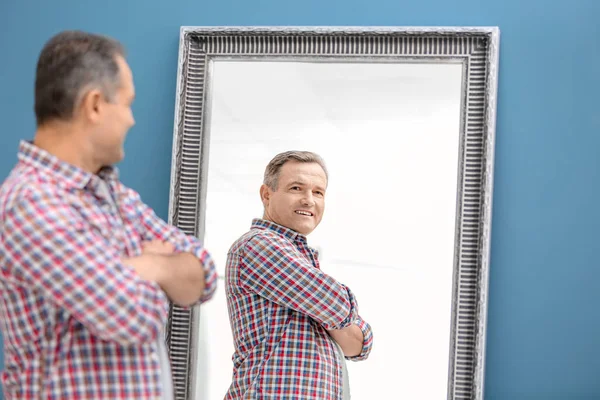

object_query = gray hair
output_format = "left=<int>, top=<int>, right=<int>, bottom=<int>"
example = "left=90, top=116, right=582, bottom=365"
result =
left=34, top=30, right=126, bottom=126
left=263, top=150, right=328, bottom=191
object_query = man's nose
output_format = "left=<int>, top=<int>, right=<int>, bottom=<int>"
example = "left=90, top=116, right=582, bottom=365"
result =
left=301, top=192, right=315, bottom=206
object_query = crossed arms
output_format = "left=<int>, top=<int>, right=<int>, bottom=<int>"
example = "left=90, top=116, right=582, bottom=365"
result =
left=2, top=187, right=217, bottom=345
left=240, top=233, right=373, bottom=359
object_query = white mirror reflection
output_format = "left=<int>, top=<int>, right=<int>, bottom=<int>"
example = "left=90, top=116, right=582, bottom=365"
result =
left=195, top=60, right=464, bottom=399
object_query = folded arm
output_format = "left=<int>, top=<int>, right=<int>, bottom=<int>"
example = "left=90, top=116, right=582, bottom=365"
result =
left=328, top=315, right=373, bottom=360
left=125, top=188, right=218, bottom=305
left=240, top=233, right=358, bottom=330
left=122, top=251, right=206, bottom=307
left=3, top=191, right=169, bottom=345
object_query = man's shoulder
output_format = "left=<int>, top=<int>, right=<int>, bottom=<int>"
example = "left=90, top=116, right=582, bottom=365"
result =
left=0, top=162, right=59, bottom=216
left=229, top=225, right=291, bottom=254
left=229, top=229, right=256, bottom=253
left=111, top=180, right=143, bottom=205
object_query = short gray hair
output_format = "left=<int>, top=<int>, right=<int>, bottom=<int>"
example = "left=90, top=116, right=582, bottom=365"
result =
left=34, top=30, right=126, bottom=126
left=263, top=151, right=328, bottom=191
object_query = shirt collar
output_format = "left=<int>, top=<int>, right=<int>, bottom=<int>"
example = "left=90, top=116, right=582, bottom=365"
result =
left=17, top=140, right=120, bottom=189
left=251, top=218, right=308, bottom=244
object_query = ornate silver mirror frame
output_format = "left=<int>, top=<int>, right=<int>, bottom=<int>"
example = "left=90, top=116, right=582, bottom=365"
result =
left=166, top=26, right=500, bottom=400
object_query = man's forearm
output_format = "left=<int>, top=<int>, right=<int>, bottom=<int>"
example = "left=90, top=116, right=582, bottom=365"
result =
left=328, top=324, right=364, bottom=357
left=154, top=252, right=206, bottom=306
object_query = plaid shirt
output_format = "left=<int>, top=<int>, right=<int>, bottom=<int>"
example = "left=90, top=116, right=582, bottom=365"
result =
left=0, top=141, right=218, bottom=399
left=224, top=219, right=373, bottom=399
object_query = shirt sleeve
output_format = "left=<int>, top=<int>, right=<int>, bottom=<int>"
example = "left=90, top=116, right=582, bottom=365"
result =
left=2, top=190, right=169, bottom=345
left=239, top=232, right=358, bottom=330
left=125, top=188, right=218, bottom=304
left=345, top=315, right=374, bottom=361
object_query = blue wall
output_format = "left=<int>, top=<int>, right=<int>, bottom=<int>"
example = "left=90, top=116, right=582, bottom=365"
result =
left=1, top=0, right=598, bottom=399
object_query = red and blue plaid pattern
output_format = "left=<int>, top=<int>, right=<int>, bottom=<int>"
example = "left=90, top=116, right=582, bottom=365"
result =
left=224, top=219, right=373, bottom=399
left=0, top=141, right=217, bottom=399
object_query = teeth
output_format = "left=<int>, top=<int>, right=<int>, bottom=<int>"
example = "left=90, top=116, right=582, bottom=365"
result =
left=296, top=211, right=312, bottom=216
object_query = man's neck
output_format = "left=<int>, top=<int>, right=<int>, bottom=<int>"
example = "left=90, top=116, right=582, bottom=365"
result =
left=34, top=122, right=100, bottom=174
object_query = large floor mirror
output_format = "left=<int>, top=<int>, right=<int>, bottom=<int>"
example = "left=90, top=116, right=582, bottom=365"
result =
left=166, top=26, right=499, bottom=400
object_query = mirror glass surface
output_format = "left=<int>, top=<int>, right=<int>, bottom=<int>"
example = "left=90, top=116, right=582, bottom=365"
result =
left=195, top=59, right=464, bottom=400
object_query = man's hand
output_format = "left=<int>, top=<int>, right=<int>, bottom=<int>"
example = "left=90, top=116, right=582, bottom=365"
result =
left=121, top=241, right=174, bottom=282
left=328, top=324, right=364, bottom=357
left=121, top=240, right=175, bottom=284
left=121, top=253, right=166, bottom=283
left=142, top=240, right=175, bottom=256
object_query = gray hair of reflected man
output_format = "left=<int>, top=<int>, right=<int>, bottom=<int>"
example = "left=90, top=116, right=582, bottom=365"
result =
left=34, top=30, right=126, bottom=126
left=263, top=151, right=329, bottom=191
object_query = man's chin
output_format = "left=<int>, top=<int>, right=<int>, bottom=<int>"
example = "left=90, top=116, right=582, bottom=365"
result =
left=111, top=148, right=126, bottom=165
left=295, top=223, right=316, bottom=236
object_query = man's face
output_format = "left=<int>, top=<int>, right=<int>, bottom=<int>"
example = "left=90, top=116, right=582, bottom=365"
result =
left=261, top=161, right=327, bottom=236
left=89, top=55, right=136, bottom=166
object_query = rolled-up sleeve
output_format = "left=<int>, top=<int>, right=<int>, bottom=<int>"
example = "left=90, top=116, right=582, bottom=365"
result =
left=2, top=191, right=169, bottom=345
left=346, top=315, right=373, bottom=361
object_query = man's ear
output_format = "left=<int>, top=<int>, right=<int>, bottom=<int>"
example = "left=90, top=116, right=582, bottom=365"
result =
left=259, top=184, right=271, bottom=207
left=78, top=88, right=103, bottom=123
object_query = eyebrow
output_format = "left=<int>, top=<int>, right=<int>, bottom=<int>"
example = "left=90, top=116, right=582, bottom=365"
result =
left=288, top=181, right=306, bottom=187
left=288, top=181, right=326, bottom=192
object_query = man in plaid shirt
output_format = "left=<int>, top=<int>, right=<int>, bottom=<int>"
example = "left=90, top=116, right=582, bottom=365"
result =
left=224, top=151, right=373, bottom=399
left=0, top=31, right=217, bottom=399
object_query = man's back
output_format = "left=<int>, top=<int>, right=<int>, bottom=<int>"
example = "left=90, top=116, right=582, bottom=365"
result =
left=0, top=141, right=169, bottom=399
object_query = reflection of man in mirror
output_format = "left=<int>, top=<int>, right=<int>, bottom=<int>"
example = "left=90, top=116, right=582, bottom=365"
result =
left=224, top=151, right=373, bottom=399
left=0, top=31, right=218, bottom=399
